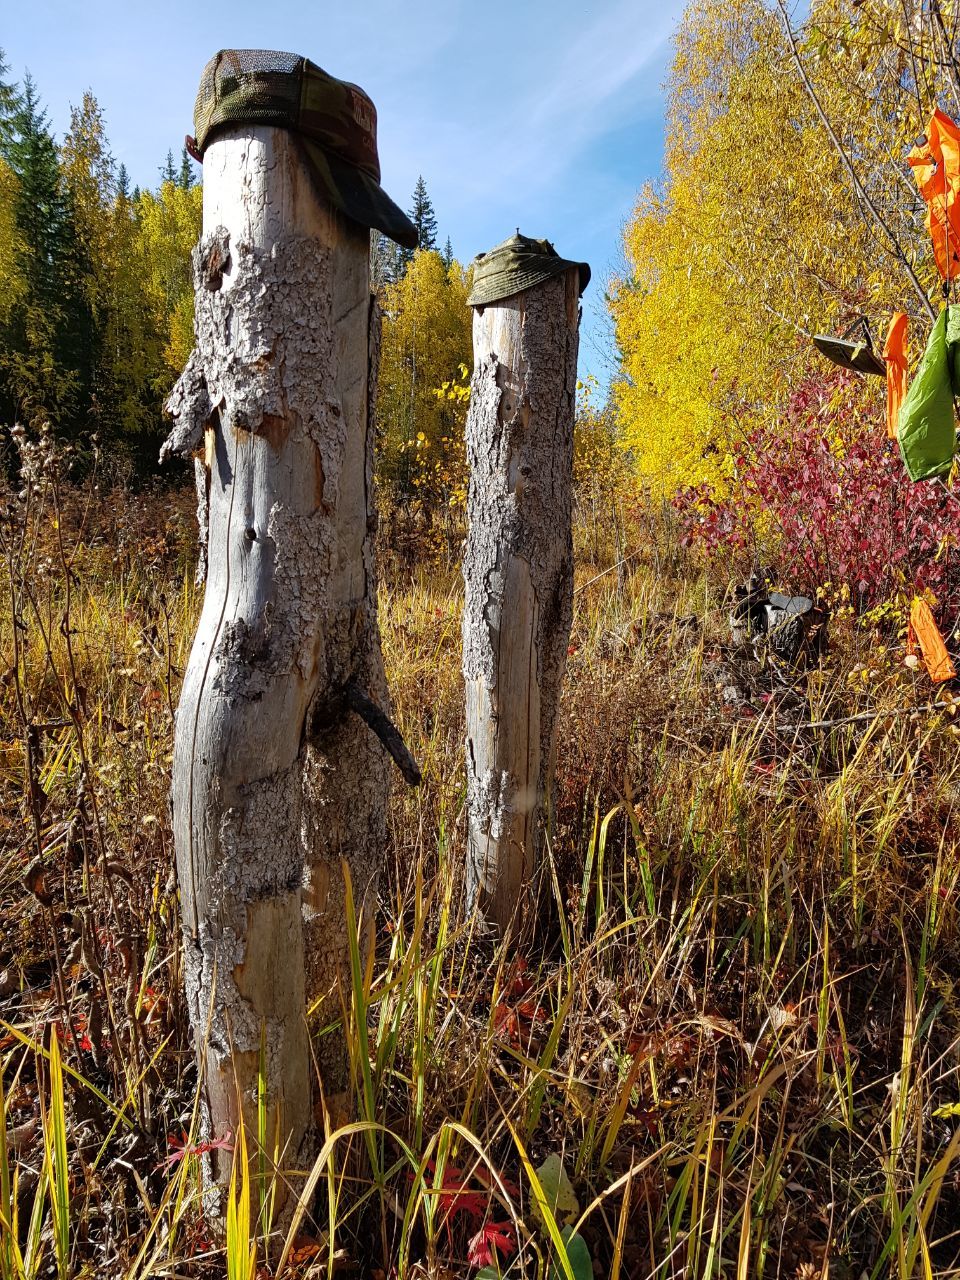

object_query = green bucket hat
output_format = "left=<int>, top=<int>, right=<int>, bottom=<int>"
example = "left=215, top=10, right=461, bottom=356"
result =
left=467, top=232, right=590, bottom=307
left=188, top=49, right=418, bottom=249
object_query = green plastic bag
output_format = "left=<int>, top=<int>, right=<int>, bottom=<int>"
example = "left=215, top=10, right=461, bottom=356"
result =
left=898, top=306, right=960, bottom=481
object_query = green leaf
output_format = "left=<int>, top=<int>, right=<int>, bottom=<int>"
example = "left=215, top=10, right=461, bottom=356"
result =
left=548, top=1226, right=593, bottom=1280
left=533, top=1153, right=579, bottom=1226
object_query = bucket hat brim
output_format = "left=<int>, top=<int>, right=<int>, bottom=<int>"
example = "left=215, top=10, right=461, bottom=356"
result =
left=467, top=233, right=590, bottom=308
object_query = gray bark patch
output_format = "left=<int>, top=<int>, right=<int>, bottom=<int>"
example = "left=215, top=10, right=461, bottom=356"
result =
left=463, top=272, right=579, bottom=928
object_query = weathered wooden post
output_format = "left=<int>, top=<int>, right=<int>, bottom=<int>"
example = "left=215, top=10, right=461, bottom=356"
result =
left=462, top=234, right=589, bottom=930
left=161, top=50, right=418, bottom=1205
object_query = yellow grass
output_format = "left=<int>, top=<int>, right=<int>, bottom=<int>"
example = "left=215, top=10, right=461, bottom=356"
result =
left=2, top=451, right=960, bottom=1277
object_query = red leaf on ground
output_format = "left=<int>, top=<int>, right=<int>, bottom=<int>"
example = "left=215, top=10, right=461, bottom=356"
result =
left=157, top=1129, right=234, bottom=1171
left=493, top=1004, right=520, bottom=1042
left=424, top=1160, right=487, bottom=1222
left=467, top=1219, right=517, bottom=1267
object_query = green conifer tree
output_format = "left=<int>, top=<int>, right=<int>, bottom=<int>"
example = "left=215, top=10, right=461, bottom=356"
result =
left=0, top=49, right=20, bottom=150
left=400, top=174, right=438, bottom=270
left=178, top=145, right=196, bottom=190
left=0, top=54, right=25, bottom=335
left=109, top=164, right=153, bottom=439
left=61, top=91, right=128, bottom=437
left=159, top=148, right=177, bottom=185
left=0, top=73, right=76, bottom=427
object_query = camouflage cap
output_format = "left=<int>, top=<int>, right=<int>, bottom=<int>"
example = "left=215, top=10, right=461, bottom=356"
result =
left=467, top=232, right=590, bottom=307
left=189, top=49, right=418, bottom=248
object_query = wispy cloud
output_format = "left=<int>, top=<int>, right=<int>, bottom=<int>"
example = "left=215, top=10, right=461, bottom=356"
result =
left=374, top=0, right=681, bottom=215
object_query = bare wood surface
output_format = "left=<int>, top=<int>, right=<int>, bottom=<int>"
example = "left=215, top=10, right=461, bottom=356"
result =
left=462, top=269, right=580, bottom=929
left=163, top=126, right=390, bottom=1206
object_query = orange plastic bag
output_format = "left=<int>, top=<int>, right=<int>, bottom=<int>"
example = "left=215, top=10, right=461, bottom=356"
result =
left=883, top=312, right=909, bottom=441
left=908, top=596, right=956, bottom=683
left=908, top=109, right=960, bottom=280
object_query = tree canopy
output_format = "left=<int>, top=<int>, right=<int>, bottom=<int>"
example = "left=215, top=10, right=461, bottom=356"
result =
left=609, top=0, right=950, bottom=494
left=376, top=247, right=472, bottom=515
left=0, top=52, right=201, bottom=458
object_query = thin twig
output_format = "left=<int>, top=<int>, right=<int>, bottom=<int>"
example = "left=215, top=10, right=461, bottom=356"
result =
left=574, top=551, right=642, bottom=596
left=775, top=0, right=937, bottom=323
left=779, top=699, right=949, bottom=731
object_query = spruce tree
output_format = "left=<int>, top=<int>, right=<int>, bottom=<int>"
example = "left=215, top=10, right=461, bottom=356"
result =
left=110, top=169, right=151, bottom=436
left=9, top=76, right=69, bottom=282
left=178, top=145, right=196, bottom=190
left=400, top=175, right=438, bottom=271
left=0, top=58, right=24, bottom=344
left=0, top=49, right=20, bottom=152
left=62, top=91, right=122, bottom=436
left=442, top=236, right=453, bottom=271
left=159, top=148, right=177, bottom=184
left=410, top=176, right=437, bottom=250
left=0, top=74, right=76, bottom=427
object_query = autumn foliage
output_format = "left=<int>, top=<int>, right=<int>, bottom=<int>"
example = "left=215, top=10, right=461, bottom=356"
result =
left=376, top=248, right=472, bottom=511
left=673, top=371, right=960, bottom=613
left=609, top=0, right=957, bottom=503
left=0, top=68, right=202, bottom=453
left=8, top=3, right=960, bottom=1274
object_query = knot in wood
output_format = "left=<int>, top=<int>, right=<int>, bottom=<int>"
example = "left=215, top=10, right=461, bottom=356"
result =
left=199, top=227, right=231, bottom=292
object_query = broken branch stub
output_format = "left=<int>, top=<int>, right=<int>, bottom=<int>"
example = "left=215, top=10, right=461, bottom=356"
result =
left=162, top=125, right=397, bottom=1209
left=462, top=250, right=583, bottom=930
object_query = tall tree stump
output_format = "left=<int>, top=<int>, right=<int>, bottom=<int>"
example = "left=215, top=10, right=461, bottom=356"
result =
left=462, top=255, right=583, bottom=930
left=162, top=125, right=391, bottom=1202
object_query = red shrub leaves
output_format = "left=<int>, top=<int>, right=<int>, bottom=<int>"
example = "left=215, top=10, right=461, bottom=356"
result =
left=425, top=1160, right=488, bottom=1222
left=467, top=1219, right=517, bottom=1267
left=417, top=1159, right=518, bottom=1269
left=157, top=1130, right=234, bottom=1171
left=673, top=374, right=960, bottom=612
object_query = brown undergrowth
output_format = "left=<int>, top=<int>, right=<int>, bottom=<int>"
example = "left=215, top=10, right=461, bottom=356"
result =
left=1, top=433, right=960, bottom=1277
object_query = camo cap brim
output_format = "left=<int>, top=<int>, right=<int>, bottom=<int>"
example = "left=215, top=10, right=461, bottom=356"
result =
left=191, top=49, right=418, bottom=249
left=467, top=232, right=590, bottom=307
left=812, top=334, right=886, bottom=378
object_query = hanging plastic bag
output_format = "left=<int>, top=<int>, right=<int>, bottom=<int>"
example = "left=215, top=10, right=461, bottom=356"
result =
left=908, top=109, right=960, bottom=281
left=908, top=596, right=956, bottom=683
left=883, top=313, right=909, bottom=441
left=897, top=307, right=959, bottom=480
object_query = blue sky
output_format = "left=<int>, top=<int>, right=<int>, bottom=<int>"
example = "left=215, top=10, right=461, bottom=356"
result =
left=4, top=0, right=685, bottom=389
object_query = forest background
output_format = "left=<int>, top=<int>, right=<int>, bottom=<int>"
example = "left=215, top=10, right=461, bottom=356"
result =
left=4, top=0, right=960, bottom=602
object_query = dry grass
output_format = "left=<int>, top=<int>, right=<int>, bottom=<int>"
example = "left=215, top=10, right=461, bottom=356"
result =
left=2, top=432, right=960, bottom=1278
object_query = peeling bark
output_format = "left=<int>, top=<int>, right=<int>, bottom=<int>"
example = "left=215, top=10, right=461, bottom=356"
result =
left=163, top=127, right=390, bottom=1209
left=462, top=270, right=580, bottom=930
